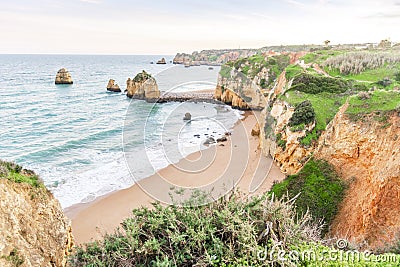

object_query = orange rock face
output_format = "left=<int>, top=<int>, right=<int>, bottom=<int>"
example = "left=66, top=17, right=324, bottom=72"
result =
left=316, top=105, right=400, bottom=249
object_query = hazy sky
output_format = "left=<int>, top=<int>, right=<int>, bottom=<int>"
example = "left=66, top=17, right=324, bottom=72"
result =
left=0, top=0, right=399, bottom=54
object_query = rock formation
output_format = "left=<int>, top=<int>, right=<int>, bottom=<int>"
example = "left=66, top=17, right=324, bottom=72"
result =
left=315, top=106, right=400, bottom=249
left=55, top=68, right=73, bottom=84
left=0, top=164, right=74, bottom=267
left=126, top=70, right=160, bottom=102
left=106, top=79, right=121, bottom=92
left=156, top=58, right=166, bottom=64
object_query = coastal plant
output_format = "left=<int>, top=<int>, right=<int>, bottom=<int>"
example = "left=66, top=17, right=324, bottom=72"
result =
left=69, top=192, right=322, bottom=267
left=0, top=160, right=44, bottom=189
left=324, top=51, right=400, bottom=75
left=271, top=159, right=346, bottom=236
left=2, top=248, right=24, bottom=267
left=289, top=100, right=316, bottom=127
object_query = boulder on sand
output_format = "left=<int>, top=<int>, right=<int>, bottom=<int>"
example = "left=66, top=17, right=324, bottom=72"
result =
left=203, top=137, right=215, bottom=145
left=55, top=68, right=73, bottom=84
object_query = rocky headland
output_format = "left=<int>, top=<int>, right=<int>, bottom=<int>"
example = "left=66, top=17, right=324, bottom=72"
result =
left=212, top=46, right=400, bottom=251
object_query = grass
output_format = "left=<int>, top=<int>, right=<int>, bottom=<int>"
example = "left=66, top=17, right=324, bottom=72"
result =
left=345, top=90, right=400, bottom=121
left=0, top=160, right=44, bottom=189
left=271, top=159, right=346, bottom=235
left=281, top=91, right=347, bottom=145
left=285, top=64, right=303, bottom=80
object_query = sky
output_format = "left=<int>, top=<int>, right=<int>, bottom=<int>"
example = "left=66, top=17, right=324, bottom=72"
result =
left=0, top=0, right=399, bottom=54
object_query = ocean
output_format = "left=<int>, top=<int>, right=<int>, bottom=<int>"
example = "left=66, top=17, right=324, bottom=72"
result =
left=0, top=55, right=242, bottom=208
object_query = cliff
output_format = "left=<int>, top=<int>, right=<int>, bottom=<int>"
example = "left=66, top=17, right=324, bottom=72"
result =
left=126, top=70, right=160, bottom=102
left=213, top=47, right=400, bottom=250
left=315, top=104, right=400, bottom=249
left=0, top=161, right=73, bottom=267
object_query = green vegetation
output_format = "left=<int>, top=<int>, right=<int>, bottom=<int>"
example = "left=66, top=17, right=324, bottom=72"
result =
left=276, top=133, right=287, bottom=150
left=290, top=73, right=352, bottom=94
left=281, top=91, right=347, bottom=146
left=70, top=192, right=321, bottom=266
left=219, top=65, right=232, bottom=79
left=0, top=160, right=44, bottom=188
left=285, top=64, right=303, bottom=79
left=271, top=159, right=346, bottom=235
left=133, top=70, right=152, bottom=82
left=220, top=54, right=291, bottom=89
left=300, top=50, right=346, bottom=65
left=346, top=90, right=400, bottom=121
left=324, top=51, right=400, bottom=75
left=288, top=100, right=316, bottom=127
left=2, top=248, right=24, bottom=267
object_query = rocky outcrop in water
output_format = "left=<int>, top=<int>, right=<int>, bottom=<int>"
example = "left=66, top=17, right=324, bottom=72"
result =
left=0, top=162, right=74, bottom=267
left=106, top=79, right=121, bottom=92
left=126, top=70, right=160, bottom=102
left=55, top=68, right=73, bottom=84
left=156, top=58, right=166, bottom=64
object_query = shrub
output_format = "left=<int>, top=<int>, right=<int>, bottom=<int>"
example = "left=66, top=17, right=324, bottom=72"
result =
left=377, top=77, right=393, bottom=87
left=395, top=72, right=400, bottom=82
left=271, top=159, right=346, bottom=235
left=324, top=51, right=400, bottom=75
left=0, top=160, right=44, bottom=188
left=289, top=100, right=316, bottom=126
left=291, top=73, right=350, bottom=94
left=69, top=192, right=321, bottom=266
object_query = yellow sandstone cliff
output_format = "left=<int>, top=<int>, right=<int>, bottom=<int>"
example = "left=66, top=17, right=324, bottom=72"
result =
left=0, top=178, right=74, bottom=267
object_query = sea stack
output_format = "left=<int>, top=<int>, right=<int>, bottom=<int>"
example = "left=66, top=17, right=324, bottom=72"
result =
left=106, top=79, right=121, bottom=92
left=126, top=70, right=160, bottom=102
left=156, top=58, right=167, bottom=64
left=55, top=68, right=73, bottom=84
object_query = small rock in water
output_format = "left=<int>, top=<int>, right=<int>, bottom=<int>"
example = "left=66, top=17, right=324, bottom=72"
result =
left=55, top=68, right=73, bottom=84
left=183, top=112, right=192, bottom=121
left=106, top=79, right=121, bottom=92
left=203, top=137, right=215, bottom=145
left=225, top=132, right=232, bottom=136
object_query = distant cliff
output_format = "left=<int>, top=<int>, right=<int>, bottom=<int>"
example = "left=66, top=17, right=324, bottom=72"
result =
left=0, top=161, right=73, bottom=267
left=173, top=45, right=312, bottom=67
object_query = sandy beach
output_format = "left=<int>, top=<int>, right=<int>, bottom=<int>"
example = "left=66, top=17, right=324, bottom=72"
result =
left=65, top=111, right=285, bottom=245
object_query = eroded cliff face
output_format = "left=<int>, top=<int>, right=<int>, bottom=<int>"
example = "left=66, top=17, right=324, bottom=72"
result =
left=0, top=179, right=74, bottom=267
left=315, top=106, right=400, bottom=249
left=259, top=101, right=316, bottom=175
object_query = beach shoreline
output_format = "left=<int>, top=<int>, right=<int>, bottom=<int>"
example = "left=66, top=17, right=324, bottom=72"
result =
left=65, top=111, right=285, bottom=245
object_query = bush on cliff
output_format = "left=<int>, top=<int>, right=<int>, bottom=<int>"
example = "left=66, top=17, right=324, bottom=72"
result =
left=290, top=73, right=350, bottom=94
left=271, top=159, right=346, bottom=235
left=289, top=100, right=316, bottom=127
left=0, top=160, right=44, bottom=188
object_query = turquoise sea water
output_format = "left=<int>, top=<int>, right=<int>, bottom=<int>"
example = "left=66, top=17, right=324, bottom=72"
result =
left=0, top=55, right=241, bottom=208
